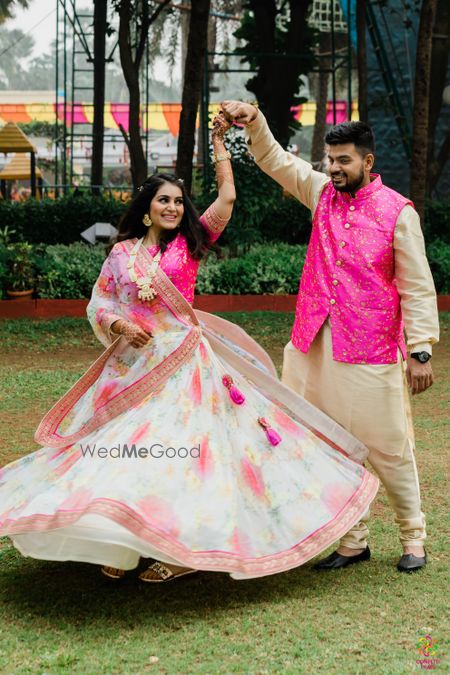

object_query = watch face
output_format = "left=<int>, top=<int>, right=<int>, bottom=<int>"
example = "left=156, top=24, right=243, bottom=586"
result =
left=418, top=352, right=429, bottom=363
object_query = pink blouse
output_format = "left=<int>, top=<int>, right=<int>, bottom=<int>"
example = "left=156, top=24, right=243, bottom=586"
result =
left=87, top=203, right=229, bottom=347
left=142, top=203, right=229, bottom=304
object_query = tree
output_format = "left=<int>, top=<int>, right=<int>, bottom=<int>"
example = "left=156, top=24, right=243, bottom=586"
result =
left=176, top=0, right=211, bottom=193
left=235, top=0, right=316, bottom=147
left=356, top=0, right=368, bottom=123
left=113, top=0, right=172, bottom=190
left=0, top=0, right=28, bottom=23
left=427, top=0, right=450, bottom=195
left=0, top=26, right=33, bottom=88
left=410, top=0, right=438, bottom=221
left=310, top=32, right=330, bottom=164
left=91, top=0, right=108, bottom=192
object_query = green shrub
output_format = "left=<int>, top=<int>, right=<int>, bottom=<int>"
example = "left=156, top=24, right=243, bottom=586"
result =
left=34, top=243, right=107, bottom=299
left=0, top=195, right=127, bottom=245
left=0, top=247, right=8, bottom=300
left=197, top=243, right=306, bottom=294
left=427, top=239, right=450, bottom=294
left=0, top=239, right=448, bottom=299
left=258, top=195, right=311, bottom=244
left=424, top=199, right=450, bottom=244
left=195, top=131, right=285, bottom=252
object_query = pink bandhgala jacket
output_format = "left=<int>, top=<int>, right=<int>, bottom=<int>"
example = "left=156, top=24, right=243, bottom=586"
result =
left=291, top=175, right=412, bottom=364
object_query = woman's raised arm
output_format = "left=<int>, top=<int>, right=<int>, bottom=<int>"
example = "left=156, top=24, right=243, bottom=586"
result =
left=210, top=111, right=236, bottom=220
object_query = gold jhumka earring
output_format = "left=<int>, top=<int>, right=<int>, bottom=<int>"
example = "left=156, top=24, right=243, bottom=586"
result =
left=143, top=214, right=152, bottom=227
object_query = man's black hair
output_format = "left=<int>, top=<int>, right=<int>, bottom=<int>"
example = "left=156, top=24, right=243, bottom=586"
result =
left=325, top=121, right=375, bottom=157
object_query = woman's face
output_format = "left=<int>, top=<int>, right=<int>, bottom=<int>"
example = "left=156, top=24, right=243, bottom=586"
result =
left=148, top=182, right=184, bottom=232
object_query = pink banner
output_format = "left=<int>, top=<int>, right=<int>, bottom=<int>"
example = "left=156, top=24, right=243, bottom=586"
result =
left=110, top=104, right=131, bottom=133
left=55, top=103, right=89, bottom=126
left=291, top=101, right=348, bottom=125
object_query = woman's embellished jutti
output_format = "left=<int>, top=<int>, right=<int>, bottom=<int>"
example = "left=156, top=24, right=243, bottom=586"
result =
left=0, top=207, right=379, bottom=580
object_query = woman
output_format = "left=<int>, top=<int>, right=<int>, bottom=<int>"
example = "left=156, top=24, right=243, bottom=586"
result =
left=0, top=113, right=379, bottom=582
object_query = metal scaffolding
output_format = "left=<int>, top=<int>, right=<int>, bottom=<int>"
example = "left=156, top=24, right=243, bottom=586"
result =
left=201, top=1, right=353, bottom=185
left=54, top=0, right=151, bottom=194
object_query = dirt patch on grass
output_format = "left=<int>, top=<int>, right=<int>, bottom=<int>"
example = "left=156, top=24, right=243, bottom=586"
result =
left=0, top=348, right=101, bottom=370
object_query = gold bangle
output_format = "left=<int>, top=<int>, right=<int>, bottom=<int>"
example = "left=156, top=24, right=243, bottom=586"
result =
left=213, top=151, right=231, bottom=163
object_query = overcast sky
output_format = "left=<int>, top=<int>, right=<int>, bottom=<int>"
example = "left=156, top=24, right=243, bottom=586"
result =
left=6, top=0, right=56, bottom=61
left=6, top=0, right=169, bottom=80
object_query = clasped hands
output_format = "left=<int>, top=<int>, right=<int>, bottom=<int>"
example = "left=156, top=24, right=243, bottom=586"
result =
left=220, top=101, right=258, bottom=125
left=111, top=319, right=152, bottom=348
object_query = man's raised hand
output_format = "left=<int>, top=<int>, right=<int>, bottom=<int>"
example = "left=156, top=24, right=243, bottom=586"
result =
left=221, top=100, right=258, bottom=125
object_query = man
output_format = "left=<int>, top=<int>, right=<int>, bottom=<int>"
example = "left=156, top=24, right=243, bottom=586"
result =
left=221, top=100, right=439, bottom=572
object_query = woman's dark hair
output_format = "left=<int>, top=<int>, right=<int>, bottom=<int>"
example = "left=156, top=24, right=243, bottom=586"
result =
left=112, top=173, right=215, bottom=260
left=325, top=121, right=375, bottom=157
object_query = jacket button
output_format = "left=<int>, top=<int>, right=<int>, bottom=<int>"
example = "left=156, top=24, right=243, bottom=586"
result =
left=330, top=299, right=336, bottom=305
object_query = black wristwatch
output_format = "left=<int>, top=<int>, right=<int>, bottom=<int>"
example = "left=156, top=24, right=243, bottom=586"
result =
left=411, top=351, right=431, bottom=364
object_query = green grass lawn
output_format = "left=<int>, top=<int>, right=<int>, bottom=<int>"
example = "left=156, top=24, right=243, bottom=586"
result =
left=0, top=314, right=448, bottom=674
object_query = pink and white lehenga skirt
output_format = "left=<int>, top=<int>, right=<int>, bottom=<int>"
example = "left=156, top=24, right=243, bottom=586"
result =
left=0, top=265, right=379, bottom=580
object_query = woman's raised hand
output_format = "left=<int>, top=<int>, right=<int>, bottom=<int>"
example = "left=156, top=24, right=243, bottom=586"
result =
left=111, top=319, right=152, bottom=348
left=211, top=110, right=232, bottom=142
left=221, top=101, right=258, bottom=125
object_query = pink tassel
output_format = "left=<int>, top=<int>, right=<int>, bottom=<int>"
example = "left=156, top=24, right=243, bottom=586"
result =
left=258, top=417, right=282, bottom=446
left=265, top=427, right=282, bottom=446
left=222, top=374, right=246, bottom=405
left=229, top=385, right=246, bottom=405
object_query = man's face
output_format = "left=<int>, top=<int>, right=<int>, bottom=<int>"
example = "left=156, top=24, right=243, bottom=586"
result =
left=326, top=143, right=374, bottom=193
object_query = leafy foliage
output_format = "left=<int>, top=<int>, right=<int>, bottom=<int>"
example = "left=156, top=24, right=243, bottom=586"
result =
left=17, top=121, right=62, bottom=139
left=4, top=242, right=36, bottom=291
left=233, top=1, right=317, bottom=145
left=196, top=242, right=306, bottom=294
left=195, top=131, right=296, bottom=252
left=424, top=198, right=450, bottom=244
left=33, top=243, right=108, bottom=299
left=427, top=239, right=450, bottom=294
left=1, top=237, right=448, bottom=298
left=0, top=195, right=127, bottom=245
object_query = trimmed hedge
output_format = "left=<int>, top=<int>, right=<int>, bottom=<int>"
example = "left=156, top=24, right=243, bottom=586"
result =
left=196, top=243, right=306, bottom=294
left=0, top=195, right=127, bottom=245
left=0, top=190, right=448, bottom=248
left=427, top=239, right=450, bottom=294
left=34, top=243, right=108, bottom=299
left=0, top=240, right=449, bottom=299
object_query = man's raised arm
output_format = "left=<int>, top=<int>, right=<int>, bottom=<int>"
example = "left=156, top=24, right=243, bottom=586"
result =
left=221, top=100, right=329, bottom=213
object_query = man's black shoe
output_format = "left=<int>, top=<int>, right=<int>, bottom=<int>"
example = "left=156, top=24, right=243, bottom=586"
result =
left=313, top=546, right=371, bottom=571
left=397, top=551, right=427, bottom=572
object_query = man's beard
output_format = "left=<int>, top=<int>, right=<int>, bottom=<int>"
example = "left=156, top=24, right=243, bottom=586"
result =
left=331, top=167, right=365, bottom=193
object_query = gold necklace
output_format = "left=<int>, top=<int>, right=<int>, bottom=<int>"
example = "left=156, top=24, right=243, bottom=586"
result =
left=127, top=237, right=162, bottom=302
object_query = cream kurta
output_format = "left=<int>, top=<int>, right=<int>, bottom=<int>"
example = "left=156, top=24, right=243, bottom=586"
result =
left=245, top=111, right=440, bottom=547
